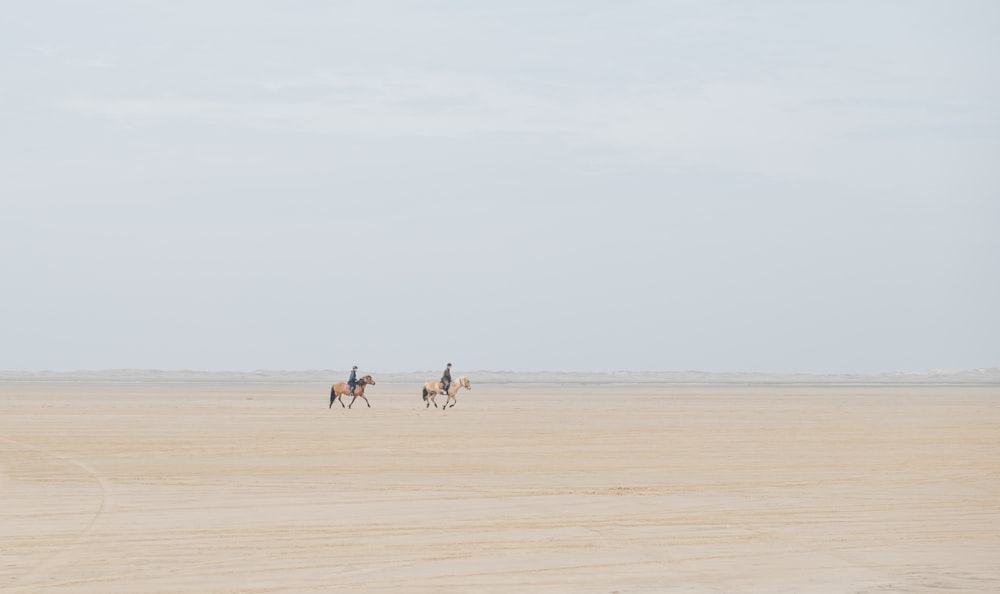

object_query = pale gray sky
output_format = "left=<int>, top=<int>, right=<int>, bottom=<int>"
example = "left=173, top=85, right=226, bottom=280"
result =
left=2, top=1, right=998, bottom=373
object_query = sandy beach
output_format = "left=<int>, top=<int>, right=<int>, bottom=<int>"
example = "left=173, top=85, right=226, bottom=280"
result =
left=2, top=381, right=998, bottom=593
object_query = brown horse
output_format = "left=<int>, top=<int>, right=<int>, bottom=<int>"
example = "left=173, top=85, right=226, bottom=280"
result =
left=329, top=375, right=376, bottom=409
left=422, top=376, right=471, bottom=410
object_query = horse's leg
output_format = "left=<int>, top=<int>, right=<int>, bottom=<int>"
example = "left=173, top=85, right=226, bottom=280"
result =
left=361, top=395, right=371, bottom=408
left=349, top=395, right=357, bottom=409
left=339, top=393, right=346, bottom=408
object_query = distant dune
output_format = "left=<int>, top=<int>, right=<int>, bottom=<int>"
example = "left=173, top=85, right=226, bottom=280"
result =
left=2, top=368, right=998, bottom=385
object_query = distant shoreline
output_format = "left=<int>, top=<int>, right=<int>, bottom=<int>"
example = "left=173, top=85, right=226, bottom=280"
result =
left=2, top=369, right=998, bottom=386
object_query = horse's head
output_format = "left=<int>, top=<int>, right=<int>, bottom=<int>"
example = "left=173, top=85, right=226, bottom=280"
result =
left=361, top=375, right=375, bottom=385
left=459, top=376, right=471, bottom=389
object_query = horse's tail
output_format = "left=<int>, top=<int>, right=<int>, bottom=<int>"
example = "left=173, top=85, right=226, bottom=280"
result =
left=422, top=387, right=428, bottom=401
left=330, top=385, right=335, bottom=405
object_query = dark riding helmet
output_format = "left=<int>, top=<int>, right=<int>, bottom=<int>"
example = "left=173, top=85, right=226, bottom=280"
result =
left=352, top=366, right=358, bottom=369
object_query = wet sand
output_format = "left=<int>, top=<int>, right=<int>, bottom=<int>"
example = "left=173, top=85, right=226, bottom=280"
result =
left=2, top=382, right=998, bottom=593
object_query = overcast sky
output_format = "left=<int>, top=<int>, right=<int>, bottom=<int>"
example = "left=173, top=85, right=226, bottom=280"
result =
left=2, top=1, right=998, bottom=373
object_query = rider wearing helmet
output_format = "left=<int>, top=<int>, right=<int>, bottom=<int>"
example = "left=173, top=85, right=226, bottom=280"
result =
left=348, top=366, right=359, bottom=395
left=441, top=363, right=452, bottom=394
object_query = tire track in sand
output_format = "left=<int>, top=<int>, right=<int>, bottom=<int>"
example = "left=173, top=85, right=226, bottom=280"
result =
left=1, top=436, right=116, bottom=591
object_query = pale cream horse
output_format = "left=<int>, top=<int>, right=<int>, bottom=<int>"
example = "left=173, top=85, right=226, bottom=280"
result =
left=422, top=376, right=471, bottom=410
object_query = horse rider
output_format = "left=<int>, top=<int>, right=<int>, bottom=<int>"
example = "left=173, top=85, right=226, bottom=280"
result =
left=347, top=365, right=359, bottom=396
left=441, top=363, right=452, bottom=394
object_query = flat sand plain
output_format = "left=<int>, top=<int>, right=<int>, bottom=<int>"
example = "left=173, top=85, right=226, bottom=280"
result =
left=2, top=382, right=998, bottom=593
